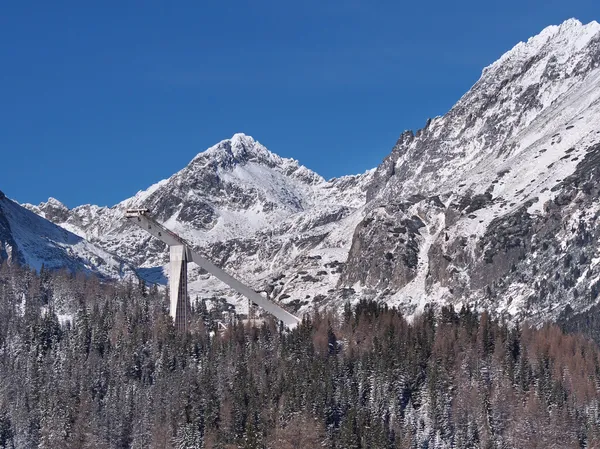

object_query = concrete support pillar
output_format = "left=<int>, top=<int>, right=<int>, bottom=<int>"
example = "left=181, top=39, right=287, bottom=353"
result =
left=169, top=245, right=189, bottom=332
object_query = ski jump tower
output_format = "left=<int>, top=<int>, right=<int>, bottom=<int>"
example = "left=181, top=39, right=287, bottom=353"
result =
left=125, top=209, right=300, bottom=332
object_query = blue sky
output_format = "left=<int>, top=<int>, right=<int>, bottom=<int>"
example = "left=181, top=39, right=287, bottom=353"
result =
left=1, top=1, right=598, bottom=207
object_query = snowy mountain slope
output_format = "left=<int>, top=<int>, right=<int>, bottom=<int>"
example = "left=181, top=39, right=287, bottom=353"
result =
left=342, top=19, right=600, bottom=322
left=0, top=194, right=134, bottom=279
left=24, top=19, right=600, bottom=323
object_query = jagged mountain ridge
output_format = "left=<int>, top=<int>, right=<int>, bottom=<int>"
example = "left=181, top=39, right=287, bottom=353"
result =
left=24, top=19, right=600, bottom=321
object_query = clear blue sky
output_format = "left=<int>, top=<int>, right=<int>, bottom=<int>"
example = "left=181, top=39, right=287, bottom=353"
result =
left=1, top=1, right=598, bottom=208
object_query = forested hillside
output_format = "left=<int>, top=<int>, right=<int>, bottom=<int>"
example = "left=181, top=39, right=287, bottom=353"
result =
left=0, top=262, right=599, bottom=448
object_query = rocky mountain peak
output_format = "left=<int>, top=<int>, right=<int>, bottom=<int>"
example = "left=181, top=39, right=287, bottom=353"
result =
left=196, top=133, right=270, bottom=166
left=27, top=132, right=373, bottom=278
left=187, top=133, right=324, bottom=187
left=46, top=197, right=67, bottom=207
left=484, top=19, right=600, bottom=76
left=23, top=196, right=71, bottom=224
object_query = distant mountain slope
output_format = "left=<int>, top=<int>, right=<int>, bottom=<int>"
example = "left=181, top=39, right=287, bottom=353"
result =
left=0, top=193, right=133, bottom=279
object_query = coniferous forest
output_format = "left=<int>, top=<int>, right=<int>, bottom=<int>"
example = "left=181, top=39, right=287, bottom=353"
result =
left=0, top=262, right=599, bottom=449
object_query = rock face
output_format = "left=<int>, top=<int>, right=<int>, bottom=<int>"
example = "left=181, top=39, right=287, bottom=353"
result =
left=342, top=19, right=600, bottom=322
left=22, top=19, right=600, bottom=322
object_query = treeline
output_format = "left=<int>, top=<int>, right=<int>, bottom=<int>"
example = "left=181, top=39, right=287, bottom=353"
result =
left=0, top=261, right=599, bottom=448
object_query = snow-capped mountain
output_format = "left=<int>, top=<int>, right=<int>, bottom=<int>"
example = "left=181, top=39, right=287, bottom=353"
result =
left=0, top=192, right=133, bottom=279
left=25, top=133, right=373, bottom=313
left=343, top=18, right=600, bottom=322
left=22, top=19, right=600, bottom=322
